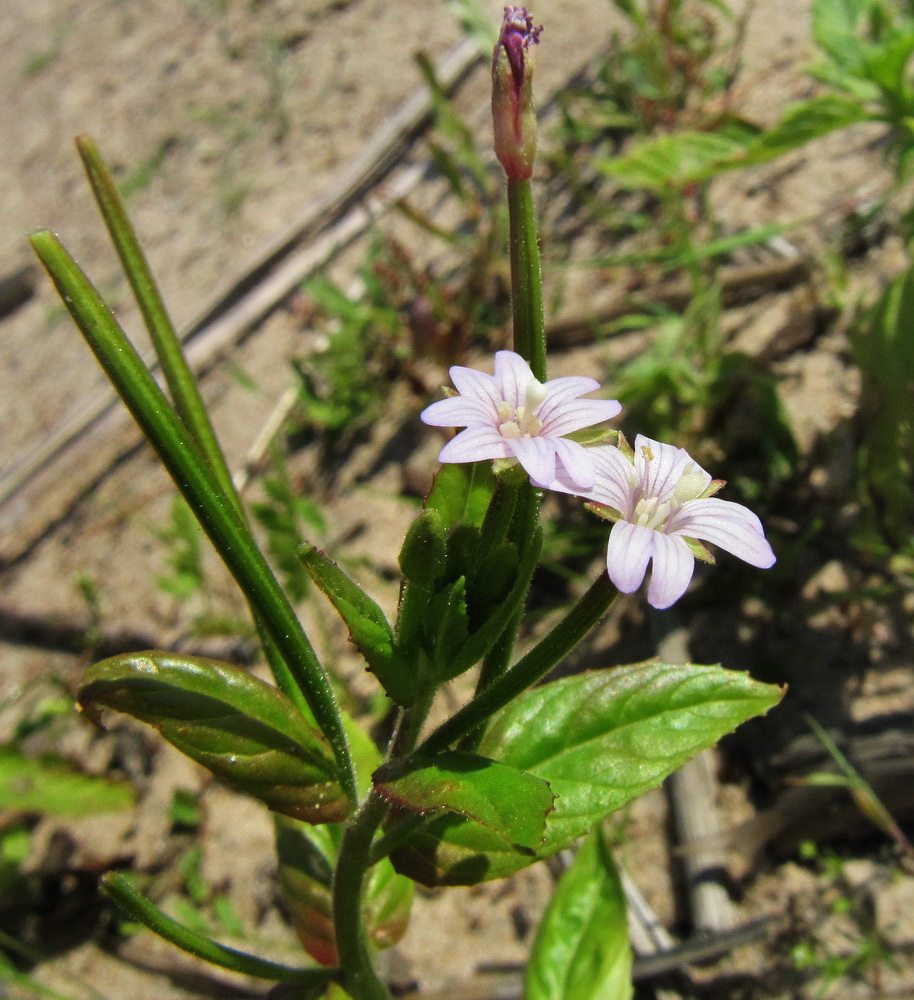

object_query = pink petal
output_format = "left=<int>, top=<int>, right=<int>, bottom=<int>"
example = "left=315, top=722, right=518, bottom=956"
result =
left=552, top=438, right=597, bottom=492
left=605, top=521, right=653, bottom=594
left=421, top=396, right=494, bottom=428
left=539, top=397, right=622, bottom=436
left=581, top=446, right=637, bottom=513
left=449, top=365, right=502, bottom=414
left=493, top=351, right=535, bottom=409
left=671, top=498, right=776, bottom=568
left=645, top=533, right=695, bottom=609
left=633, top=435, right=695, bottom=501
left=438, top=426, right=513, bottom=464
left=509, top=435, right=557, bottom=486
left=536, top=375, right=601, bottom=416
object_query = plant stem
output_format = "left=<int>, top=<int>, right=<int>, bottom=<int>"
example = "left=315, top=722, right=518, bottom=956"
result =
left=507, top=177, right=546, bottom=380
left=332, top=792, right=393, bottom=1000
left=419, top=573, right=619, bottom=756
left=30, top=231, right=357, bottom=805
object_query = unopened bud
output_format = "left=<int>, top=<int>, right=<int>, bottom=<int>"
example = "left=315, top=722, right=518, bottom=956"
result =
left=492, top=7, right=542, bottom=179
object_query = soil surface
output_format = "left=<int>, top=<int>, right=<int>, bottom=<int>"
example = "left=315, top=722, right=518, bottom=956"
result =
left=2, top=1, right=914, bottom=999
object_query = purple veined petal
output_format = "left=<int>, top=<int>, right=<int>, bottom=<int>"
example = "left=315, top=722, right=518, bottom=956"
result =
left=539, top=397, right=622, bottom=436
left=493, top=351, right=536, bottom=409
left=438, top=425, right=514, bottom=464
left=633, top=435, right=695, bottom=501
left=535, top=375, right=602, bottom=421
left=605, top=521, right=654, bottom=594
left=645, top=533, right=695, bottom=609
left=547, top=437, right=597, bottom=490
left=671, top=498, right=776, bottom=568
left=508, top=435, right=558, bottom=487
left=583, top=446, right=637, bottom=513
left=420, top=395, right=494, bottom=428
left=449, top=365, right=502, bottom=414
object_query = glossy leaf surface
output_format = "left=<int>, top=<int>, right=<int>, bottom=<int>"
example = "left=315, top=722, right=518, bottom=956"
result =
left=525, top=826, right=632, bottom=1000
left=375, top=751, right=553, bottom=850
left=392, top=662, right=781, bottom=884
left=79, top=652, right=348, bottom=823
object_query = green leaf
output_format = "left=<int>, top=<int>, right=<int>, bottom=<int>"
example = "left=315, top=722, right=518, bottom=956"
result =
left=375, top=751, right=553, bottom=850
left=275, top=816, right=413, bottom=966
left=78, top=652, right=348, bottom=823
left=0, top=748, right=134, bottom=816
left=525, top=826, right=633, bottom=1000
left=424, top=461, right=496, bottom=530
left=484, top=662, right=781, bottom=849
left=102, top=871, right=335, bottom=985
left=393, top=662, right=781, bottom=884
left=600, top=131, right=748, bottom=190
left=298, top=543, right=414, bottom=706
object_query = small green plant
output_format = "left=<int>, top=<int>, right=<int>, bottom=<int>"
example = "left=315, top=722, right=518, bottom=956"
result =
left=792, top=840, right=897, bottom=998
left=28, top=12, right=783, bottom=998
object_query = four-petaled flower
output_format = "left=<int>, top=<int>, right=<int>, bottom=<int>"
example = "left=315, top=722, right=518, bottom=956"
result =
left=576, top=435, right=776, bottom=609
left=420, top=350, right=621, bottom=492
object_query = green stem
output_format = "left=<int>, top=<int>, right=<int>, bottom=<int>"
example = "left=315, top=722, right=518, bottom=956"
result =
left=507, top=177, right=546, bottom=380
left=102, top=873, right=338, bottom=985
left=30, top=231, right=357, bottom=805
left=332, top=792, right=393, bottom=1000
left=419, top=573, right=619, bottom=756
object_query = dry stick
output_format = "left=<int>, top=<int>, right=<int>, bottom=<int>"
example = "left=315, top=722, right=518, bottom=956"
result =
left=655, top=616, right=738, bottom=935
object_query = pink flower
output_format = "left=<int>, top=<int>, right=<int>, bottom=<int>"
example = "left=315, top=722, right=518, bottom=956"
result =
left=577, top=436, right=776, bottom=609
left=420, top=351, right=621, bottom=491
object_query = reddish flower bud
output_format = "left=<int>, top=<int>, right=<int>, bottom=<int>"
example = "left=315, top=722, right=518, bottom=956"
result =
left=492, top=7, right=542, bottom=179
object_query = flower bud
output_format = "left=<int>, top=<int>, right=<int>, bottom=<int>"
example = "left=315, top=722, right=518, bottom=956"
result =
left=492, top=7, right=542, bottom=179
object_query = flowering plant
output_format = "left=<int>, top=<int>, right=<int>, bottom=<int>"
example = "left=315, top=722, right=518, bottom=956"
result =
left=29, top=8, right=780, bottom=998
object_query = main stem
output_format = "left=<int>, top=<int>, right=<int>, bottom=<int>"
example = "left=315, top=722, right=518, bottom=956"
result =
left=333, top=792, right=392, bottom=1000
left=507, top=177, right=547, bottom=381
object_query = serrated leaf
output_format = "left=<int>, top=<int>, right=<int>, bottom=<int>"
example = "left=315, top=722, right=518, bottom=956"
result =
left=78, top=652, right=348, bottom=824
left=526, top=826, right=633, bottom=1000
left=392, top=662, right=781, bottom=884
left=0, top=748, right=134, bottom=817
left=375, top=751, right=553, bottom=850
left=299, top=544, right=414, bottom=706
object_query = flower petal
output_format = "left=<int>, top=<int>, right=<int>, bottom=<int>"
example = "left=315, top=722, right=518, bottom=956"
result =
left=493, top=351, right=536, bottom=409
left=605, top=521, right=654, bottom=594
left=508, top=435, right=557, bottom=486
left=579, top=445, right=637, bottom=513
left=535, top=376, right=600, bottom=421
left=671, top=498, right=776, bottom=568
left=421, top=395, right=494, bottom=428
left=550, top=437, right=597, bottom=489
left=633, top=435, right=695, bottom=502
left=438, top=426, right=513, bottom=464
left=539, top=397, right=622, bottom=436
left=645, top=533, right=695, bottom=609
left=448, top=365, right=502, bottom=414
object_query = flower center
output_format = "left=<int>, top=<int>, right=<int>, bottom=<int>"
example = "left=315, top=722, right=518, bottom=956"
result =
left=497, top=381, right=547, bottom=438
left=633, top=495, right=673, bottom=531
